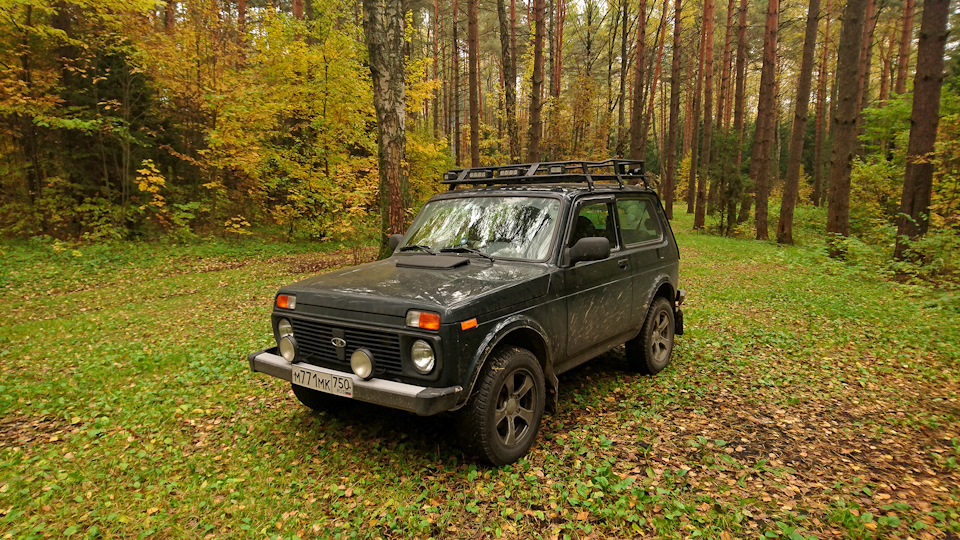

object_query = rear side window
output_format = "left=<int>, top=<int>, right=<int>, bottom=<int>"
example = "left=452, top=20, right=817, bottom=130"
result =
left=617, top=199, right=663, bottom=245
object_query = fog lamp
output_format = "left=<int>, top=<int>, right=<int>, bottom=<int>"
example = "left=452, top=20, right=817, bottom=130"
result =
left=278, top=335, right=298, bottom=363
left=350, top=349, right=374, bottom=380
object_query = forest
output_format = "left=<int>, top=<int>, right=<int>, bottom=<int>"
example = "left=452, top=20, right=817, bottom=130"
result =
left=0, top=0, right=957, bottom=280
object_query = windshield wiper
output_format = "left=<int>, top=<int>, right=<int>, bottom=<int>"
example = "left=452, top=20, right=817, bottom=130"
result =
left=439, top=246, right=495, bottom=262
left=399, top=244, right=436, bottom=255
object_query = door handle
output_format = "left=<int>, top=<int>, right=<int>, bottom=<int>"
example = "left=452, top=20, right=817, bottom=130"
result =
left=618, top=259, right=629, bottom=269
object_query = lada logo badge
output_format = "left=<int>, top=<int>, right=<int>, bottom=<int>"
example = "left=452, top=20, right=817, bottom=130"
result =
left=331, top=337, right=347, bottom=348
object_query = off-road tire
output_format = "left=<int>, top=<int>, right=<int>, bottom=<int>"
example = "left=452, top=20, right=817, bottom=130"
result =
left=626, top=296, right=675, bottom=375
left=458, top=347, right=545, bottom=466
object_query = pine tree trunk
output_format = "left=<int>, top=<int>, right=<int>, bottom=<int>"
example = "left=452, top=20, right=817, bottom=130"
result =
left=361, top=0, right=408, bottom=256
left=777, top=0, right=820, bottom=244
left=878, top=30, right=893, bottom=107
left=694, top=0, right=715, bottom=229
left=554, top=0, right=565, bottom=98
left=749, top=0, right=778, bottom=240
left=894, top=0, right=949, bottom=260
left=664, top=0, right=683, bottom=220
left=433, top=0, right=441, bottom=138
left=629, top=0, right=648, bottom=160
left=732, top=0, right=750, bottom=224
left=717, top=0, right=736, bottom=129
left=237, top=0, right=245, bottom=34
left=640, top=0, right=668, bottom=163
left=812, top=0, right=831, bottom=206
left=825, top=0, right=867, bottom=244
left=453, top=0, right=461, bottom=165
left=616, top=0, right=629, bottom=157
left=855, top=0, right=878, bottom=142
left=894, top=0, right=914, bottom=94
left=686, top=25, right=705, bottom=214
left=527, top=0, right=546, bottom=161
left=498, top=0, right=520, bottom=161
left=165, top=0, right=176, bottom=31
left=468, top=0, right=480, bottom=165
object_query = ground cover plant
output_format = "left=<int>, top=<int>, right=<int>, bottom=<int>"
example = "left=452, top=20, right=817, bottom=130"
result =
left=1, top=210, right=958, bottom=539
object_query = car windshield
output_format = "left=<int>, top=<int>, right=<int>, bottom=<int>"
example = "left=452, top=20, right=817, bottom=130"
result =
left=401, top=196, right=561, bottom=261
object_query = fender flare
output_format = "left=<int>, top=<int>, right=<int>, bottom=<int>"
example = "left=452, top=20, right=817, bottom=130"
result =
left=639, top=275, right=676, bottom=315
left=454, top=315, right=554, bottom=408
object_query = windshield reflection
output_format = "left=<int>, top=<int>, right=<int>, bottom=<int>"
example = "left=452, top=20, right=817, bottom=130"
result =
left=402, top=196, right=560, bottom=261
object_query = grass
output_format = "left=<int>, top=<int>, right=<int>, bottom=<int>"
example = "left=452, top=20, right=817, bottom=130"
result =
left=1, top=208, right=958, bottom=539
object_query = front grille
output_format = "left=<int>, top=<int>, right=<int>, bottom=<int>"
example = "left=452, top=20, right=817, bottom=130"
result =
left=290, top=318, right=403, bottom=375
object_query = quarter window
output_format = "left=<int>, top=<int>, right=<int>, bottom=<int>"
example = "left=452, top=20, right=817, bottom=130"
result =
left=617, top=199, right=662, bottom=245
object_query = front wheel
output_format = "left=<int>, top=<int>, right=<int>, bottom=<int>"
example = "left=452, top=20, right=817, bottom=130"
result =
left=626, top=296, right=675, bottom=374
left=458, top=347, right=545, bottom=465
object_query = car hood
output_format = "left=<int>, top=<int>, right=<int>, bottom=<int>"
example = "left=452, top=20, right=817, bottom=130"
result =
left=281, top=255, right=552, bottom=318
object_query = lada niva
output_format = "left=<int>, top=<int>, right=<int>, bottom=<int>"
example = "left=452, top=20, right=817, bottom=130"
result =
left=248, top=159, right=684, bottom=464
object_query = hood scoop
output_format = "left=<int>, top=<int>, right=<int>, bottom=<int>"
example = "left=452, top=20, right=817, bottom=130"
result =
left=395, top=255, right=471, bottom=269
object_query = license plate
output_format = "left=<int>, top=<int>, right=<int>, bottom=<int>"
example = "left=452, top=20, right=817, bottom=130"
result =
left=292, top=365, right=354, bottom=398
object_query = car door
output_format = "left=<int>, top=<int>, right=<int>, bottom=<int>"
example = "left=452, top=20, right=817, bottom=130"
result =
left=616, top=195, right=670, bottom=325
left=563, top=197, right=635, bottom=357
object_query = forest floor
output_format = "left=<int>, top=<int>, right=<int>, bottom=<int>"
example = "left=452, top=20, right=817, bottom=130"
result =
left=1, top=210, right=958, bottom=539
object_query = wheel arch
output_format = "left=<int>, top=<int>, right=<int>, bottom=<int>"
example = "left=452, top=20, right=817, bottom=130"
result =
left=640, top=275, right=675, bottom=311
left=456, top=317, right=554, bottom=409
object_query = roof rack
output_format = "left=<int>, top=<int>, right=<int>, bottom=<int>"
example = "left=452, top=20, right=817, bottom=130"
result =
left=441, top=159, right=647, bottom=190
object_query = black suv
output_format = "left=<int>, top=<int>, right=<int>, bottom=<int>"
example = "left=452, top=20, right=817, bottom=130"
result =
left=248, top=160, right=684, bottom=464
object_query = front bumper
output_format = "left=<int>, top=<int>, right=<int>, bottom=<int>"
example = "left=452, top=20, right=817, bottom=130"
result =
left=247, top=347, right=462, bottom=416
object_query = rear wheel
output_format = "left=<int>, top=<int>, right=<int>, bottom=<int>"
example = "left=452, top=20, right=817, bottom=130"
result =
left=458, top=347, right=545, bottom=465
left=626, top=296, right=675, bottom=374
left=291, top=383, right=337, bottom=411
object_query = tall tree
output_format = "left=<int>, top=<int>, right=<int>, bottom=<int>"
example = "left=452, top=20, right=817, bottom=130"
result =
left=694, top=0, right=715, bottom=229
left=825, top=0, right=867, bottom=244
left=165, top=0, right=176, bottom=31
left=811, top=0, right=832, bottom=206
left=616, top=0, right=630, bottom=156
left=497, top=0, right=520, bottom=161
left=640, top=0, right=669, bottom=163
left=686, top=24, right=705, bottom=214
left=527, top=0, right=546, bottom=161
left=452, top=0, right=461, bottom=164
left=894, top=0, right=950, bottom=260
left=732, top=0, right=749, bottom=225
left=664, top=0, right=683, bottom=219
left=468, top=0, right=480, bottom=165
left=893, top=0, right=914, bottom=94
left=629, top=0, right=648, bottom=160
left=552, top=0, right=565, bottom=98
left=777, top=0, right=820, bottom=244
left=433, top=0, right=441, bottom=138
left=361, top=0, right=408, bottom=254
left=748, top=0, right=778, bottom=240
left=717, top=0, right=736, bottom=129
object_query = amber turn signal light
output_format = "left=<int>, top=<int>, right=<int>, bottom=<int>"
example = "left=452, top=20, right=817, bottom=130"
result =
left=460, top=318, right=478, bottom=330
left=406, top=310, right=441, bottom=330
left=276, top=294, right=296, bottom=309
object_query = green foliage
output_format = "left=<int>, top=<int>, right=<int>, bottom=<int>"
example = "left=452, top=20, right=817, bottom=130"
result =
left=849, top=158, right=903, bottom=240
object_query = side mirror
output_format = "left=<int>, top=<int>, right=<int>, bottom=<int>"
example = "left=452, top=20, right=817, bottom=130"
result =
left=566, top=237, right=611, bottom=266
left=388, top=233, right=404, bottom=252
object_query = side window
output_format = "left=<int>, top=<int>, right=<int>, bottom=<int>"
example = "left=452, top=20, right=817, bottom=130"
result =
left=617, top=199, right=663, bottom=246
left=568, top=202, right=618, bottom=248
